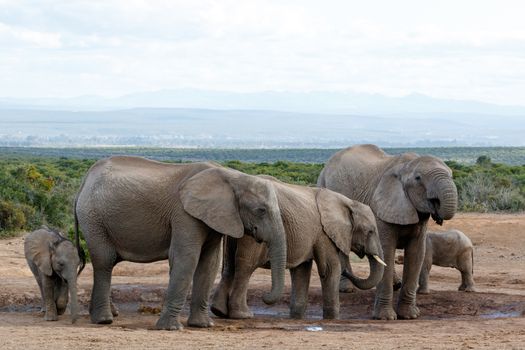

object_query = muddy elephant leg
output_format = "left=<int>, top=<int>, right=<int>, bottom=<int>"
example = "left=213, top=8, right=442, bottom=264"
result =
left=55, top=279, right=69, bottom=315
left=28, top=262, right=45, bottom=313
left=87, top=228, right=118, bottom=324
left=211, top=237, right=237, bottom=318
left=417, top=260, right=431, bottom=294
left=317, top=255, right=341, bottom=319
left=397, top=233, right=426, bottom=319
left=227, top=246, right=259, bottom=320
left=458, top=250, right=476, bottom=292
left=156, top=225, right=206, bottom=330
left=289, top=260, right=313, bottom=319
left=187, top=232, right=222, bottom=328
left=42, top=275, right=58, bottom=321
left=373, top=228, right=397, bottom=320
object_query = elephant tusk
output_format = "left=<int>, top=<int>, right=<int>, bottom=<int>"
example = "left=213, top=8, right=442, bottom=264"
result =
left=373, top=255, right=387, bottom=267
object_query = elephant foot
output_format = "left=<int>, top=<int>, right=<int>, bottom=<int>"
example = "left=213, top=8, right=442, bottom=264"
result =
left=110, top=301, right=119, bottom=317
left=89, top=308, right=113, bottom=324
left=290, top=305, right=307, bottom=319
left=373, top=306, right=397, bottom=320
left=417, top=287, right=430, bottom=295
left=44, top=313, right=58, bottom=321
left=459, top=285, right=476, bottom=293
left=210, top=294, right=230, bottom=318
left=229, top=308, right=254, bottom=319
left=57, top=306, right=67, bottom=315
left=156, top=313, right=183, bottom=331
left=339, top=278, right=356, bottom=293
left=397, top=303, right=420, bottom=319
left=187, top=314, right=215, bottom=328
left=322, top=308, right=339, bottom=320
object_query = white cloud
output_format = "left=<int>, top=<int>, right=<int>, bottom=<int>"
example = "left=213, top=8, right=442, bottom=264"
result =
left=0, top=0, right=525, bottom=105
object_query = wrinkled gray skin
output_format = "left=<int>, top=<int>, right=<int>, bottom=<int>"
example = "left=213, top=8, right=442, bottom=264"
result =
left=418, top=230, right=475, bottom=294
left=24, top=228, right=82, bottom=323
left=318, top=144, right=458, bottom=320
left=75, top=156, right=287, bottom=330
left=211, top=178, right=384, bottom=320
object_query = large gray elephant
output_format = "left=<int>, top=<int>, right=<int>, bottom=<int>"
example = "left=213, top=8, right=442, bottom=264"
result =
left=318, top=144, right=458, bottom=320
left=75, top=156, right=287, bottom=330
left=211, top=178, right=385, bottom=320
left=25, top=227, right=84, bottom=323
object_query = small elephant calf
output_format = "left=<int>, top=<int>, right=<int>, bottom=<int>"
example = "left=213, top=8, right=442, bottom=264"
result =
left=418, top=229, right=476, bottom=294
left=25, top=227, right=85, bottom=322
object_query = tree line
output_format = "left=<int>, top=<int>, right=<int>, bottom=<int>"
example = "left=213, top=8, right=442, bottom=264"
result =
left=1, top=155, right=524, bottom=238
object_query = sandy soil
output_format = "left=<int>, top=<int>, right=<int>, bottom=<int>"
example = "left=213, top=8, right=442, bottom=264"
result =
left=1, top=213, right=524, bottom=349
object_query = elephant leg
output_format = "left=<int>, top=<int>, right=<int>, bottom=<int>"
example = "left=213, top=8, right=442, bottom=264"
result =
left=156, top=225, right=206, bottom=331
left=317, top=255, right=341, bottom=319
left=55, top=279, right=69, bottom=315
left=397, top=233, right=426, bottom=319
left=211, top=237, right=237, bottom=318
left=373, top=229, right=397, bottom=320
left=187, top=231, right=222, bottom=328
left=110, top=299, right=119, bottom=317
left=289, top=260, right=313, bottom=319
left=458, top=250, right=476, bottom=292
left=417, top=261, right=431, bottom=294
left=42, top=275, right=58, bottom=321
left=227, top=248, right=259, bottom=320
left=28, top=262, right=45, bottom=313
left=86, top=228, right=118, bottom=324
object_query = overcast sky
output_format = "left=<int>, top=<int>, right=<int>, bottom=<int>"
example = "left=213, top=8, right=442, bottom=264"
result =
left=1, top=0, right=525, bottom=105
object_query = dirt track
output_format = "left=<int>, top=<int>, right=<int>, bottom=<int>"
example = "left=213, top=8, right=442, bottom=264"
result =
left=1, top=213, right=524, bottom=349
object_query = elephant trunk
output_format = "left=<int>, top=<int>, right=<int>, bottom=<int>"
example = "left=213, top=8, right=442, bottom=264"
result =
left=262, top=218, right=287, bottom=305
left=343, top=254, right=385, bottom=290
left=431, top=175, right=458, bottom=224
left=344, top=235, right=385, bottom=290
left=67, top=273, right=80, bottom=323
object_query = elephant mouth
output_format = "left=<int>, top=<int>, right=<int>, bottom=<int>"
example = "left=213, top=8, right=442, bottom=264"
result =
left=429, top=198, right=443, bottom=225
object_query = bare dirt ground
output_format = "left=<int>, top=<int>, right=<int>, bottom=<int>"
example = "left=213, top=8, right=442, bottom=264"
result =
left=1, top=213, right=524, bottom=349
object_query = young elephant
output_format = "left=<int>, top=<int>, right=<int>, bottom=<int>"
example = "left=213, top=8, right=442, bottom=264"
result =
left=211, top=178, right=385, bottom=320
left=24, top=227, right=85, bottom=323
left=418, top=229, right=475, bottom=294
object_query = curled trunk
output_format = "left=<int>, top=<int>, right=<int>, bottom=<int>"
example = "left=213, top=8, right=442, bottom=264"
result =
left=343, top=254, right=385, bottom=290
left=435, top=177, right=458, bottom=222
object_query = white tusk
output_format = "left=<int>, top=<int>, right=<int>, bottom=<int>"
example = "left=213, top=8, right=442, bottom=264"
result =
left=373, top=255, right=387, bottom=267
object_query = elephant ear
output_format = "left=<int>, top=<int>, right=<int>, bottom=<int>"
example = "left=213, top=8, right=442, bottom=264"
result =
left=371, top=163, right=419, bottom=225
left=316, top=189, right=353, bottom=256
left=180, top=168, right=244, bottom=238
left=25, top=233, right=53, bottom=276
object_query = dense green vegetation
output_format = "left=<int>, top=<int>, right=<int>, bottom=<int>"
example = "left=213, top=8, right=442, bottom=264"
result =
left=0, top=152, right=524, bottom=239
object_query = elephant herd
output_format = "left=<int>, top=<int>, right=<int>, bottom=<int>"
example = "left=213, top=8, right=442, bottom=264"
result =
left=25, top=144, right=476, bottom=330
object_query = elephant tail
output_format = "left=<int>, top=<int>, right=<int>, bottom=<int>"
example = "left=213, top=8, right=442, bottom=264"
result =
left=471, top=248, right=474, bottom=275
left=74, top=181, right=87, bottom=276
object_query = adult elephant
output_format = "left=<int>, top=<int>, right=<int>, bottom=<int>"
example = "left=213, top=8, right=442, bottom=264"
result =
left=318, top=144, right=457, bottom=320
left=75, top=156, right=287, bottom=330
left=211, top=178, right=385, bottom=320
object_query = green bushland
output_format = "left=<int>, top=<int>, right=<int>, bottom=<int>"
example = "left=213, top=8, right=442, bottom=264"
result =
left=0, top=155, right=524, bottom=240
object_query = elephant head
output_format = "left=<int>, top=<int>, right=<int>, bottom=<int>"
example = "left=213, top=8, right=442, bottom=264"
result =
left=316, top=189, right=385, bottom=290
left=180, top=167, right=287, bottom=305
left=371, top=155, right=458, bottom=226
left=29, top=232, right=81, bottom=323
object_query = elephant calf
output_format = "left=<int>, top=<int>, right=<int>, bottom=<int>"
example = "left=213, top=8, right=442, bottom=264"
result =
left=212, top=177, right=385, bottom=320
left=24, top=227, right=85, bottom=323
left=418, top=229, right=475, bottom=294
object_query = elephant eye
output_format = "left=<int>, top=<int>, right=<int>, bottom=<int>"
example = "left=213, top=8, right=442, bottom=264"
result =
left=254, top=207, right=267, bottom=217
left=415, top=175, right=421, bottom=181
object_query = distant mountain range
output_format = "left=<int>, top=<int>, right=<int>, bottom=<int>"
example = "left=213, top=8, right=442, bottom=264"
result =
left=0, top=90, right=524, bottom=147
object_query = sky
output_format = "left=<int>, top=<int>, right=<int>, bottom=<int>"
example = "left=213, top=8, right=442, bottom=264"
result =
left=1, top=0, right=525, bottom=105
